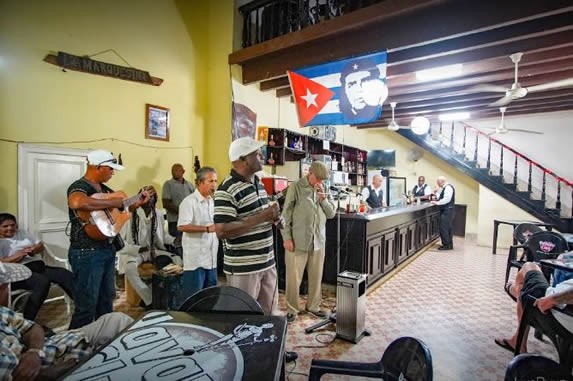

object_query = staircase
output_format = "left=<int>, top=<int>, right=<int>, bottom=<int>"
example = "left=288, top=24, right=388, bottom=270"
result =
left=397, top=122, right=573, bottom=233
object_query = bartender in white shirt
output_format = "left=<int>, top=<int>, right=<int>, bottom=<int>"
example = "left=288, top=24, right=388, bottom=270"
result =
left=431, top=176, right=455, bottom=250
left=412, top=176, right=432, bottom=201
left=361, top=174, right=386, bottom=209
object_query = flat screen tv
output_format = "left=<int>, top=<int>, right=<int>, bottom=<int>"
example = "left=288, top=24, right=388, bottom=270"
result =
left=367, top=149, right=396, bottom=169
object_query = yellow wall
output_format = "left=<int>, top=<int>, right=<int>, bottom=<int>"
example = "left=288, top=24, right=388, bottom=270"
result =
left=0, top=0, right=234, bottom=213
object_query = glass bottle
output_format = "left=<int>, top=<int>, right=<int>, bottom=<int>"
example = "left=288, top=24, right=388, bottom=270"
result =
left=269, top=134, right=275, bottom=147
left=268, top=152, right=275, bottom=165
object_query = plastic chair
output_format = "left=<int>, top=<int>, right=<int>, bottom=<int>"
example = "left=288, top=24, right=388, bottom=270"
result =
left=514, top=294, right=573, bottom=372
left=308, top=336, right=432, bottom=381
left=504, top=223, right=543, bottom=284
left=504, top=354, right=573, bottom=381
left=505, top=230, right=568, bottom=285
left=178, top=285, right=264, bottom=315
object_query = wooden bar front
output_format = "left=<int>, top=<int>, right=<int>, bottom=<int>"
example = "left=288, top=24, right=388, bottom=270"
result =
left=323, top=203, right=440, bottom=286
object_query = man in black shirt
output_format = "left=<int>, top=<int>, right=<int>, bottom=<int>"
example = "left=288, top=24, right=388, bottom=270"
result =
left=67, top=150, right=151, bottom=328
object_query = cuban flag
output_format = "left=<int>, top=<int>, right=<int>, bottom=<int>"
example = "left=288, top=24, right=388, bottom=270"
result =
left=287, top=50, right=388, bottom=127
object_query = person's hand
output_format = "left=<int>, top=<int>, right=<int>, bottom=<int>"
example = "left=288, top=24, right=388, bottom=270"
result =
left=206, top=224, right=216, bottom=233
left=14, top=249, right=31, bottom=260
left=534, top=295, right=557, bottom=314
left=262, top=202, right=280, bottom=223
left=13, top=351, right=42, bottom=381
left=283, top=239, right=295, bottom=252
left=314, top=183, right=326, bottom=201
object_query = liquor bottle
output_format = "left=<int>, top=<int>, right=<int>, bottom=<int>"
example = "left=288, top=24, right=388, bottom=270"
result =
left=269, top=134, right=275, bottom=147
left=268, top=152, right=275, bottom=165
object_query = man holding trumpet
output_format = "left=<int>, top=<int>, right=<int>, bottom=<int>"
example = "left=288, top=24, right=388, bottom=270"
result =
left=281, top=161, right=336, bottom=323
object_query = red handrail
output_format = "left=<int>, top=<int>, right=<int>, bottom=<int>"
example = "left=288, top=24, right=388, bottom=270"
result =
left=461, top=122, right=573, bottom=187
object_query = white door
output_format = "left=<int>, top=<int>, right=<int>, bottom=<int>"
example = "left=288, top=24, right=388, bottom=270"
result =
left=18, top=145, right=89, bottom=263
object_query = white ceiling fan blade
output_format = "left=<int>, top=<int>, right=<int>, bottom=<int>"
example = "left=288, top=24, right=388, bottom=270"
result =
left=507, top=128, right=544, bottom=135
left=489, top=95, right=513, bottom=107
left=469, top=84, right=508, bottom=93
left=526, top=78, right=573, bottom=93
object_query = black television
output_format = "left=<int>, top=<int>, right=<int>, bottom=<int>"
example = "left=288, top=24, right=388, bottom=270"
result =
left=367, top=149, right=396, bottom=169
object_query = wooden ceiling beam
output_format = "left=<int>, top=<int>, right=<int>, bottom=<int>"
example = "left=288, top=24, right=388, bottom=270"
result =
left=236, top=2, right=573, bottom=83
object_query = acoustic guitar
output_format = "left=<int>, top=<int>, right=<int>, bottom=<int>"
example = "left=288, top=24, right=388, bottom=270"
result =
left=77, top=187, right=154, bottom=241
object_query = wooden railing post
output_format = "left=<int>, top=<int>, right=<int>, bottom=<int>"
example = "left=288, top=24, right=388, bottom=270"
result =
left=556, top=181, right=561, bottom=211
left=462, top=123, right=467, bottom=157
left=487, top=139, right=492, bottom=170
left=528, top=162, right=532, bottom=194
left=541, top=171, right=547, bottom=202
left=499, top=147, right=504, bottom=177
left=450, top=122, right=455, bottom=150
left=513, top=155, right=518, bottom=185
left=474, top=131, right=479, bottom=162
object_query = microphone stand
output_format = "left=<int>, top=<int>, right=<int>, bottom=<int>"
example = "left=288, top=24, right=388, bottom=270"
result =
left=304, top=187, right=344, bottom=334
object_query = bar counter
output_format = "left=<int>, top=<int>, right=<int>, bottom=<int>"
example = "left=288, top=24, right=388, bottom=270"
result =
left=323, top=203, right=440, bottom=285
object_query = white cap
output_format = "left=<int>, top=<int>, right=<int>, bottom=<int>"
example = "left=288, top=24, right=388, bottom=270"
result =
left=229, top=137, right=264, bottom=162
left=87, top=150, right=125, bottom=170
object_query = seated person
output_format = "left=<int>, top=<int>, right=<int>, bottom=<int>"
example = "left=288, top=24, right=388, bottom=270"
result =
left=117, top=192, right=182, bottom=308
left=0, top=262, right=133, bottom=380
left=0, top=213, right=75, bottom=321
left=495, top=260, right=573, bottom=353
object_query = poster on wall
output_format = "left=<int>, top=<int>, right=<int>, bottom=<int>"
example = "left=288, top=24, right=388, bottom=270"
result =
left=287, top=50, right=388, bottom=127
left=232, top=102, right=257, bottom=140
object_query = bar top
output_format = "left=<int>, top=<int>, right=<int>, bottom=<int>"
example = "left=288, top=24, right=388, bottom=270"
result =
left=337, top=202, right=436, bottom=221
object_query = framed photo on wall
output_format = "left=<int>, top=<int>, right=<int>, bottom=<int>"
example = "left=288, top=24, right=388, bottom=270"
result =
left=145, top=104, right=170, bottom=141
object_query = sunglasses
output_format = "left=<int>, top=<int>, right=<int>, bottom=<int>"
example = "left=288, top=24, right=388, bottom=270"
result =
left=97, top=158, right=118, bottom=168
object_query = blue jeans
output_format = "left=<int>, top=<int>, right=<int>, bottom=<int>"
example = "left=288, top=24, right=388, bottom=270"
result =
left=68, top=246, right=116, bottom=329
left=182, top=268, right=217, bottom=301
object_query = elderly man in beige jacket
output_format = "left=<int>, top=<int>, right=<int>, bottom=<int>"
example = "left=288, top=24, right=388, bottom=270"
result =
left=281, top=161, right=336, bottom=322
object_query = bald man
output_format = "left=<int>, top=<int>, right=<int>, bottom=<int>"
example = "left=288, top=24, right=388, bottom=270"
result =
left=431, top=176, right=455, bottom=250
left=361, top=174, right=386, bottom=209
left=162, top=163, right=195, bottom=251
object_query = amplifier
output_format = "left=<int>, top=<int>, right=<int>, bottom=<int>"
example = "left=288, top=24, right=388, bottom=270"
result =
left=336, top=271, right=368, bottom=343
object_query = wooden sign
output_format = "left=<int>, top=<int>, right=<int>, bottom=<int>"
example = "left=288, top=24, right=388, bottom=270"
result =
left=44, top=51, right=163, bottom=86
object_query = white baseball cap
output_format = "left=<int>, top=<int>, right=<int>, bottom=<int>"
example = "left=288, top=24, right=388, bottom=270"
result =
left=0, top=263, right=32, bottom=284
left=228, top=137, right=264, bottom=162
left=87, top=150, right=125, bottom=170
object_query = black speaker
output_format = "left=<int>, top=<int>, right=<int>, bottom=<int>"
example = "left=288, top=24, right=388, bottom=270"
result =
left=380, top=169, right=390, bottom=177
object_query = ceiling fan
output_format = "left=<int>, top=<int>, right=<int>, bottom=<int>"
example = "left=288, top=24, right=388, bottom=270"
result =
left=472, top=52, right=573, bottom=107
left=483, top=107, right=544, bottom=136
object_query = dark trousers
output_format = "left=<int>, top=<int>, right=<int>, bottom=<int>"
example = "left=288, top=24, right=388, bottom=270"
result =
left=439, top=207, right=455, bottom=247
left=68, top=246, right=116, bottom=329
left=168, top=221, right=183, bottom=256
left=13, top=265, right=76, bottom=320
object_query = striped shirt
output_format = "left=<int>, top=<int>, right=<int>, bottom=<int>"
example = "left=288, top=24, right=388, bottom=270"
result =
left=214, top=170, right=275, bottom=274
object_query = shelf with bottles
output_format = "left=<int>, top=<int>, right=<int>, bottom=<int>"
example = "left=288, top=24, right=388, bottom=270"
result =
left=265, top=146, right=285, bottom=166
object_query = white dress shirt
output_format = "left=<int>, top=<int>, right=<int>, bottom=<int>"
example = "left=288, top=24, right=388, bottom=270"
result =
left=435, top=184, right=454, bottom=205
left=178, top=190, right=218, bottom=271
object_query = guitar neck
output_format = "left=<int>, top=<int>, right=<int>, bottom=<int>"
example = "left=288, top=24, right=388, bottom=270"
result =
left=123, top=193, right=142, bottom=209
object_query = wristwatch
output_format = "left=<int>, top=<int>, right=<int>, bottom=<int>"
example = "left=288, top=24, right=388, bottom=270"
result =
left=27, top=348, right=46, bottom=359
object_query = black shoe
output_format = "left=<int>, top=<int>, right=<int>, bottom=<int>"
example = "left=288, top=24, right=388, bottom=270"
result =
left=286, top=313, right=296, bottom=323
left=285, top=351, right=298, bottom=363
left=438, top=245, right=453, bottom=251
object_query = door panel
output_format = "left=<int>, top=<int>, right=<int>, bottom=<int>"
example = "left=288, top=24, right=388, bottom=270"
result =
left=18, top=145, right=89, bottom=263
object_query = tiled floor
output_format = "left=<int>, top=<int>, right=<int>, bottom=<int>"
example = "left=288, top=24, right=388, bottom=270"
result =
left=36, top=236, right=558, bottom=380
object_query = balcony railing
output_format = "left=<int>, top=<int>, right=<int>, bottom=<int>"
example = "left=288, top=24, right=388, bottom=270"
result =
left=238, top=0, right=383, bottom=48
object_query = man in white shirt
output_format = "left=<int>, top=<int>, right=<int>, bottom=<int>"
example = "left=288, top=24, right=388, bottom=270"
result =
left=178, top=167, right=219, bottom=299
left=412, top=176, right=432, bottom=201
left=431, top=176, right=455, bottom=250
left=361, top=174, right=386, bottom=209
left=116, top=194, right=182, bottom=308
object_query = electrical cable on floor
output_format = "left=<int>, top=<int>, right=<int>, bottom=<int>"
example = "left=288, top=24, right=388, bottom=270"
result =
left=286, top=361, right=309, bottom=380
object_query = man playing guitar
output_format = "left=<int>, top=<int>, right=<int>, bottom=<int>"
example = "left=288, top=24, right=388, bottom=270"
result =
left=67, top=149, right=152, bottom=329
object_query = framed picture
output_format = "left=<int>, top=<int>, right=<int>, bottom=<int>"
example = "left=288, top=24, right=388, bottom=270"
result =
left=145, top=104, right=170, bottom=141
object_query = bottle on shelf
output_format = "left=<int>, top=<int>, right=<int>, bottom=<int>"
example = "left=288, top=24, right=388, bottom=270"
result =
left=269, top=134, right=275, bottom=147
left=267, top=152, right=275, bottom=165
